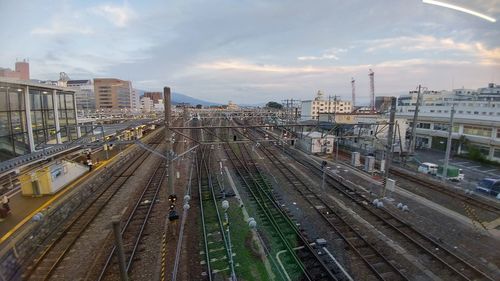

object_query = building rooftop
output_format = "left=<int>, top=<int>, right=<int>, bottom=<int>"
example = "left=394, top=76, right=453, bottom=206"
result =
left=67, top=80, right=91, bottom=85
left=0, top=77, right=75, bottom=92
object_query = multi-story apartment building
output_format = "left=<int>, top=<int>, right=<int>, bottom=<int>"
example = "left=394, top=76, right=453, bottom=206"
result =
left=140, top=96, right=154, bottom=113
left=397, top=83, right=500, bottom=162
left=67, top=79, right=95, bottom=113
left=301, top=90, right=352, bottom=120
left=93, top=78, right=132, bottom=111
left=130, top=89, right=140, bottom=112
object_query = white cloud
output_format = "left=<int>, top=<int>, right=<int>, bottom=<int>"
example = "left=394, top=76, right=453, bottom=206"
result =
left=32, top=24, right=93, bottom=35
left=198, top=60, right=330, bottom=73
left=91, top=4, right=136, bottom=27
left=365, top=35, right=500, bottom=65
left=197, top=57, right=471, bottom=75
left=297, top=48, right=347, bottom=61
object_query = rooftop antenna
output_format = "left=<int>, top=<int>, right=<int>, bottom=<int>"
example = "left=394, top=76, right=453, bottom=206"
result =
left=369, top=69, right=375, bottom=112
left=351, top=77, right=356, bottom=108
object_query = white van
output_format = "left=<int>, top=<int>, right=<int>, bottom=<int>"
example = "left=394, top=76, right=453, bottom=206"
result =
left=418, top=162, right=439, bottom=175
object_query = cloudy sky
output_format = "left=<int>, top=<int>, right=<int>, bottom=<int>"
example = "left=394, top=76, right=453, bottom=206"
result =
left=1, top=0, right=499, bottom=104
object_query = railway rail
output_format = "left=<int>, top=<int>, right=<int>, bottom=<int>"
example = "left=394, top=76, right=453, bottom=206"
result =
left=390, top=168, right=500, bottom=216
left=336, top=148, right=500, bottom=221
left=256, top=132, right=495, bottom=281
left=22, top=130, right=164, bottom=281
left=252, top=142, right=408, bottom=281
left=197, top=146, right=235, bottom=280
left=225, top=141, right=338, bottom=281
left=96, top=160, right=167, bottom=280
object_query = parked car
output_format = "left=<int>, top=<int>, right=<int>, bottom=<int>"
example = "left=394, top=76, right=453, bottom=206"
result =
left=476, top=178, right=500, bottom=196
left=417, top=162, right=439, bottom=175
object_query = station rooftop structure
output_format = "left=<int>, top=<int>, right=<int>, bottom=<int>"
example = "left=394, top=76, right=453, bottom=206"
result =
left=0, top=77, right=79, bottom=163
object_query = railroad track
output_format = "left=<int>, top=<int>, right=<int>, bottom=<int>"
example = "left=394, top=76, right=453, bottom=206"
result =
left=225, top=141, right=338, bottom=281
left=390, top=168, right=500, bottom=217
left=265, top=141, right=495, bottom=281
left=22, top=130, right=164, bottom=281
left=254, top=142, right=408, bottom=281
left=332, top=150, right=500, bottom=221
left=97, top=160, right=167, bottom=280
left=336, top=148, right=500, bottom=219
left=197, top=146, right=235, bottom=280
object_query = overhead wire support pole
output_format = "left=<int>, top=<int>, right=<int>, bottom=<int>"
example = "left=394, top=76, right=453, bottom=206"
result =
left=409, top=85, right=422, bottom=155
left=383, top=97, right=397, bottom=197
left=442, top=104, right=455, bottom=182
left=164, top=86, right=179, bottom=221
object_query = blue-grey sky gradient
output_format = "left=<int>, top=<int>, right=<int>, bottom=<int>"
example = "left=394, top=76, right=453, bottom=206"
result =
left=0, top=0, right=499, bottom=104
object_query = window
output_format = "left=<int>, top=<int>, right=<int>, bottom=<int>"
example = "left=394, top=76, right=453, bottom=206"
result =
left=463, top=125, right=492, bottom=137
left=433, top=123, right=448, bottom=131
left=418, top=123, right=431, bottom=129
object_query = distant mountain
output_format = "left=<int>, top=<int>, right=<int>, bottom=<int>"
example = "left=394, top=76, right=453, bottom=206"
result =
left=134, top=89, right=219, bottom=106
left=172, top=92, right=219, bottom=106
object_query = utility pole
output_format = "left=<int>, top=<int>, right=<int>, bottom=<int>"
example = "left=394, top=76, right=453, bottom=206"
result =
left=442, top=105, right=455, bottom=182
left=409, top=85, right=422, bottom=154
left=182, top=106, right=189, bottom=155
left=383, top=97, right=397, bottom=197
left=112, top=219, right=129, bottom=281
left=369, top=69, right=375, bottom=112
left=164, top=87, right=178, bottom=221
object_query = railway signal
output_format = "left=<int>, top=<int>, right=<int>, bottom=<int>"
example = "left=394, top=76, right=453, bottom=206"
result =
left=168, top=194, right=179, bottom=221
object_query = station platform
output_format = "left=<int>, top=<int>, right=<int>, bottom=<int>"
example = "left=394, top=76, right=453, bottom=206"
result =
left=0, top=146, right=124, bottom=244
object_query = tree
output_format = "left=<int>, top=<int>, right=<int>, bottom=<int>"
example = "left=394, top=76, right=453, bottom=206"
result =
left=266, top=101, right=283, bottom=109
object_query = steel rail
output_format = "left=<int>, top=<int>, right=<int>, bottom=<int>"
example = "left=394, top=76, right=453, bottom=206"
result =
left=390, top=168, right=500, bottom=215
left=200, top=146, right=235, bottom=280
left=23, top=131, right=164, bottom=281
left=281, top=144, right=496, bottom=281
left=238, top=143, right=340, bottom=281
left=225, top=142, right=316, bottom=281
left=96, top=159, right=166, bottom=280
left=334, top=148, right=500, bottom=217
left=256, top=143, right=408, bottom=281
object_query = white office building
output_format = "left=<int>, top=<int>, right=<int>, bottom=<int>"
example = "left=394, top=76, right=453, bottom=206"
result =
left=301, top=90, right=352, bottom=120
left=140, top=96, right=154, bottom=113
left=130, top=89, right=140, bottom=112
left=67, top=80, right=95, bottom=114
left=397, top=83, right=500, bottom=162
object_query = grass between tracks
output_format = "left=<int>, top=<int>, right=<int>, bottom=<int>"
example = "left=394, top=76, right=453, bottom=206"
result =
left=198, top=196, right=271, bottom=280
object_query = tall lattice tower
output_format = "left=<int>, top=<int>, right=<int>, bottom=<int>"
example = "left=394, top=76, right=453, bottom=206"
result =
left=351, top=77, right=356, bottom=108
left=369, top=69, right=375, bottom=111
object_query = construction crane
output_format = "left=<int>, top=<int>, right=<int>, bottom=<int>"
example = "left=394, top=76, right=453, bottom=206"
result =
left=369, top=69, right=375, bottom=112
left=351, top=77, right=356, bottom=109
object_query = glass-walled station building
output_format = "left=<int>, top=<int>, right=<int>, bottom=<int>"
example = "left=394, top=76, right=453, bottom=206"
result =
left=0, top=77, right=79, bottom=162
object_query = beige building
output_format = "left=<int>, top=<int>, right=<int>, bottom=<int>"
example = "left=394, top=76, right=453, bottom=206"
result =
left=301, top=90, right=352, bottom=120
left=93, top=78, right=132, bottom=111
